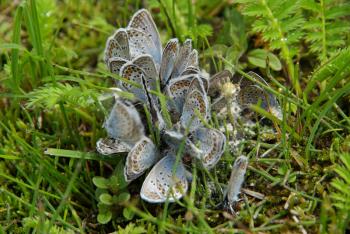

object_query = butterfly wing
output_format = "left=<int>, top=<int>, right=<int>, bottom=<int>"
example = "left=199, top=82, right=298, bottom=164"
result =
left=160, top=39, right=179, bottom=86
left=179, top=66, right=200, bottom=76
left=237, top=85, right=267, bottom=108
left=128, top=9, right=162, bottom=65
left=108, top=57, right=128, bottom=83
left=162, top=129, right=203, bottom=156
left=238, top=72, right=282, bottom=119
left=120, top=63, right=151, bottom=103
left=226, top=155, right=248, bottom=204
left=96, top=138, right=131, bottom=155
left=180, top=77, right=209, bottom=132
left=104, top=100, right=144, bottom=146
left=124, top=136, right=158, bottom=182
left=191, top=127, right=226, bottom=169
left=104, top=29, right=130, bottom=64
left=140, top=153, right=188, bottom=203
left=126, top=28, right=159, bottom=63
left=165, top=74, right=195, bottom=119
left=186, top=49, right=198, bottom=68
left=171, top=39, right=193, bottom=78
left=246, top=72, right=282, bottom=119
left=131, top=54, right=158, bottom=79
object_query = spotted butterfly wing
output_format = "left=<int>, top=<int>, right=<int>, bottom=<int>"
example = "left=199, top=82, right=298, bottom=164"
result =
left=140, top=153, right=188, bottom=203
left=237, top=72, right=282, bottom=119
left=226, top=155, right=248, bottom=205
left=171, top=39, right=192, bottom=78
left=165, top=74, right=196, bottom=119
left=180, top=76, right=209, bottom=132
left=108, top=58, right=128, bottom=86
left=128, top=9, right=162, bottom=65
left=237, top=85, right=268, bottom=108
left=246, top=72, right=282, bottom=119
left=132, top=54, right=158, bottom=79
left=186, top=49, right=198, bottom=68
left=104, top=99, right=144, bottom=147
left=160, top=39, right=179, bottom=86
left=126, top=29, right=159, bottom=63
left=104, top=29, right=130, bottom=64
left=190, top=127, right=226, bottom=169
left=120, top=63, right=150, bottom=103
left=96, top=138, right=131, bottom=155
left=124, top=136, right=158, bottom=182
left=179, top=66, right=199, bottom=77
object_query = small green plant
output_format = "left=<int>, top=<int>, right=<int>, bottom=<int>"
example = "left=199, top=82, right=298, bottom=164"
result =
left=92, top=160, right=133, bottom=224
left=301, top=0, right=350, bottom=62
left=331, top=153, right=350, bottom=212
left=236, top=0, right=304, bottom=94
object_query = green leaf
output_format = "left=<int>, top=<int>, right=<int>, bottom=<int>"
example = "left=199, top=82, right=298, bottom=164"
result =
left=44, top=148, right=115, bottom=161
left=97, top=211, right=112, bottom=224
left=277, top=164, right=288, bottom=175
left=247, top=49, right=282, bottom=71
left=0, top=154, right=21, bottom=160
left=99, top=193, right=113, bottom=205
left=113, top=192, right=130, bottom=204
left=0, top=43, right=28, bottom=51
left=93, top=176, right=109, bottom=189
left=123, top=207, right=135, bottom=220
left=109, top=159, right=128, bottom=191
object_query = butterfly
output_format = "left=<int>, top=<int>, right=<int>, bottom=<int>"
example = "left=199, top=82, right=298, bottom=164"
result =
left=189, top=127, right=226, bottom=169
left=97, top=99, right=160, bottom=181
left=104, top=10, right=200, bottom=84
left=180, top=76, right=209, bottom=132
left=127, top=9, right=162, bottom=65
left=164, top=74, right=197, bottom=121
left=104, top=10, right=161, bottom=68
left=235, top=72, right=282, bottom=120
left=209, top=70, right=282, bottom=120
left=140, top=152, right=188, bottom=203
left=161, top=128, right=204, bottom=157
left=103, top=99, right=145, bottom=147
left=225, top=155, right=248, bottom=212
left=124, top=136, right=159, bottom=182
left=162, top=124, right=226, bottom=170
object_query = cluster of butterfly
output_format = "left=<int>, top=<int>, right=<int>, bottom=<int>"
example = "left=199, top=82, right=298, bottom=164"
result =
left=97, top=9, right=281, bottom=204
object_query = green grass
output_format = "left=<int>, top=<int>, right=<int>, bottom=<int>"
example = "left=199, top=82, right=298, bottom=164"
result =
left=1, top=0, right=350, bottom=233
